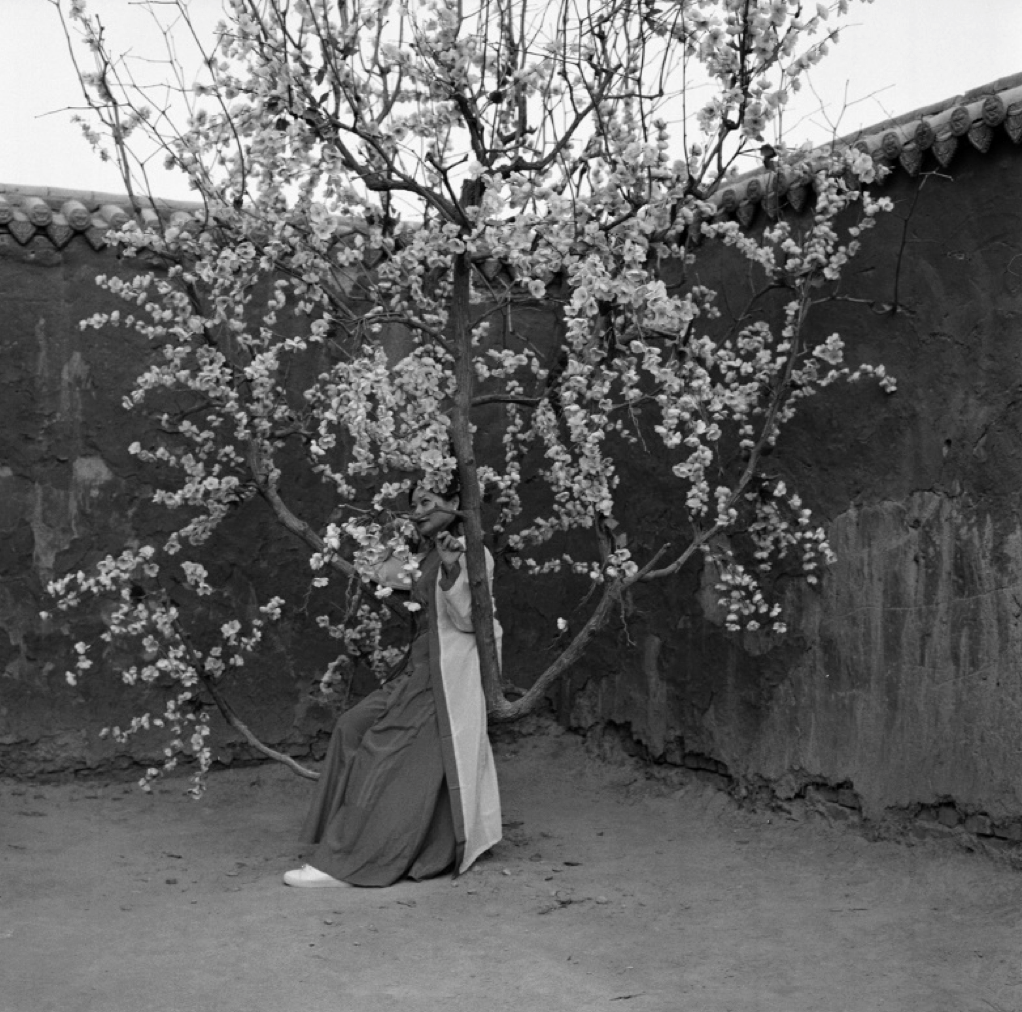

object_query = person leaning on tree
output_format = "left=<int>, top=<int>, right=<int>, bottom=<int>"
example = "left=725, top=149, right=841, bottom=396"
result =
left=284, top=477, right=502, bottom=888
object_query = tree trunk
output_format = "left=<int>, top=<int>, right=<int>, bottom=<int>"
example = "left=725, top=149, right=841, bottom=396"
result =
left=448, top=250, right=507, bottom=714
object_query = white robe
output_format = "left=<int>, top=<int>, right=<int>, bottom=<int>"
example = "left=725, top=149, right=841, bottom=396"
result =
left=430, top=550, right=503, bottom=872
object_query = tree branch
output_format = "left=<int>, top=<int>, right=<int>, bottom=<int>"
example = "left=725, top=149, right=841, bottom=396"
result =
left=198, top=669, right=320, bottom=779
left=489, top=577, right=623, bottom=720
left=471, top=393, right=542, bottom=408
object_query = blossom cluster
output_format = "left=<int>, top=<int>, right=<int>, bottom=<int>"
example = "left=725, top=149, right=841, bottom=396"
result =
left=47, top=546, right=284, bottom=794
left=55, top=0, right=887, bottom=746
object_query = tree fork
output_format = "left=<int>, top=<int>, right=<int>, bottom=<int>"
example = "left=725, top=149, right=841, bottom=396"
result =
left=494, top=578, right=623, bottom=721
left=448, top=238, right=623, bottom=721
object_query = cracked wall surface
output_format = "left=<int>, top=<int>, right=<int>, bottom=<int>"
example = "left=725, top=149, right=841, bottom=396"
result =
left=561, top=136, right=1022, bottom=825
left=3, top=136, right=1022, bottom=828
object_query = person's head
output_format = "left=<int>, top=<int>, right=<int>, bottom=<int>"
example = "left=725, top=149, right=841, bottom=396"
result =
left=409, top=474, right=460, bottom=540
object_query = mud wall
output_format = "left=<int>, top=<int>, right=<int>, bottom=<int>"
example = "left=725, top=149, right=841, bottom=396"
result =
left=2, top=134, right=1022, bottom=832
left=0, top=230, right=344, bottom=773
left=563, top=135, right=1022, bottom=830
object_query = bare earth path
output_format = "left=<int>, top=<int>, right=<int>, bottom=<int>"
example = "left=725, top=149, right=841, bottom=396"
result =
left=3, top=722, right=1021, bottom=1012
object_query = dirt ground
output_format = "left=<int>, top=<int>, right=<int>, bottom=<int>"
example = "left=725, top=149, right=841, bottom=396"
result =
left=3, top=721, right=1022, bottom=1012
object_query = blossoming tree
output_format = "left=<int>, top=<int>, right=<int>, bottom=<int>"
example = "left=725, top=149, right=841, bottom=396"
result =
left=51, top=0, right=890, bottom=787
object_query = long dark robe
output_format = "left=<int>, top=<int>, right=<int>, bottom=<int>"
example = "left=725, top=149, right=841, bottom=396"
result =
left=299, top=548, right=500, bottom=886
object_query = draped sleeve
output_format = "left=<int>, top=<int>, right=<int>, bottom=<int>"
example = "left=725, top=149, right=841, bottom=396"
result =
left=438, top=550, right=496, bottom=634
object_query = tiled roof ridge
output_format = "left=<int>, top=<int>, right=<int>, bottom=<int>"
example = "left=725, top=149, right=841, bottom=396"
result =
left=2, top=71, right=1021, bottom=249
left=714, top=70, right=1022, bottom=224
left=0, top=184, right=202, bottom=252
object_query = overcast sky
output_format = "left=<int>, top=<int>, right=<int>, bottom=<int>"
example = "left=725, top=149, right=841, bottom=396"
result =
left=3, top=0, right=1021, bottom=201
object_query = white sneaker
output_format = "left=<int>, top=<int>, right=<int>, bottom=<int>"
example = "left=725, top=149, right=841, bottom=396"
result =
left=283, top=864, right=348, bottom=888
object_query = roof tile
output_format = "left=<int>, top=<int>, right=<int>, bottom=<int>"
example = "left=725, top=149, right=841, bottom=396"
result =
left=913, top=120, right=936, bottom=150
left=22, top=195, right=53, bottom=227
left=61, top=198, right=92, bottom=231
left=968, top=122, right=995, bottom=153
left=933, top=135, right=958, bottom=168
left=8, top=210, right=35, bottom=245
left=1007, top=111, right=1022, bottom=144
left=46, top=214, right=75, bottom=249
